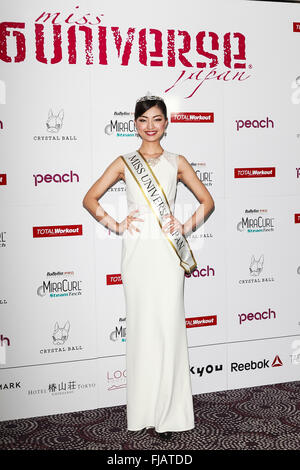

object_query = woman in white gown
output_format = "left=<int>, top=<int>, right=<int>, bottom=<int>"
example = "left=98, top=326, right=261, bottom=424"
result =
left=83, top=94, right=215, bottom=440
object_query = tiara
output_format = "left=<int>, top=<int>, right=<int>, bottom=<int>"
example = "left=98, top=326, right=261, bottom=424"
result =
left=136, top=94, right=164, bottom=103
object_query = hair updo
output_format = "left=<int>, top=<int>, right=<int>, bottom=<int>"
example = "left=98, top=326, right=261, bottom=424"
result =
left=134, top=98, right=168, bottom=120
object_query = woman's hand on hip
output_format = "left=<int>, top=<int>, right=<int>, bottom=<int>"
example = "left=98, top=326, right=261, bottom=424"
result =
left=118, top=209, right=144, bottom=235
left=162, top=214, right=184, bottom=235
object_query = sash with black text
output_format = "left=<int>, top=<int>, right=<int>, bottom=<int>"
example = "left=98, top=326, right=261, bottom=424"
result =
left=121, top=152, right=197, bottom=274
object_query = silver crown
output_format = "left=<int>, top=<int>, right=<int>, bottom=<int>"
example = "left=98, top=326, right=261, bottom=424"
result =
left=136, top=92, right=164, bottom=103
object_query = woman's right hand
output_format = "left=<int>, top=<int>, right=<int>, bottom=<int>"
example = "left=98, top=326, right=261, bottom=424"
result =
left=118, top=209, right=144, bottom=235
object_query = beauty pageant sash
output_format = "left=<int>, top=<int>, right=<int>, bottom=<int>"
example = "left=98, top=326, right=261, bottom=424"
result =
left=121, top=151, right=197, bottom=274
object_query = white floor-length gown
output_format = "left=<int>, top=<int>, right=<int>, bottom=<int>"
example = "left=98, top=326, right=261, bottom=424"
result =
left=121, top=149, right=195, bottom=433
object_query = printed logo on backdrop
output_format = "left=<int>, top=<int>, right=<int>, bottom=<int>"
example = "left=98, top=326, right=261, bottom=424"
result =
left=234, top=167, right=276, bottom=178
left=104, top=111, right=137, bottom=137
left=0, top=9, right=252, bottom=99
left=0, top=334, right=10, bottom=347
left=185, top=264, right=215, bottom=279
left=27, top=380, right=96, bottom=397
left=190, top=363, right=223, bottom=378
left=237, top=208, right=275, bottom=233
left=191, top=162, right=213, bottom=188
left=32, top=108, right=78, bottom=142
left=46, top=108, right=64, bottom=133
left=0, top=119, right=3, bottom=130
left=186, top=315, right=217, bottom=328
left=238, top=254, right=275, bottom=286
left=0, top=298, right=7, bottom=305
left=0, top=381, right=21, bottom=391
left=33, top=170, right=79, bottom=187
left=53, top=321, right=70, bottom=344
left=37, top=271, right=82, bottom=298
left=108, top=179, right=126, bottom=193
left=107, top=274, right=122, bottom=285
left=171, top=112, right=214, bottom=123
left=235, top=116, right=274, bottom=132
left=33, top=224, right=83, bottom=238
left=272, top=355, right=283, bottom=367
left=238, top=307, right=276, bottom=325
left=183, top=230, right=212, bottom=244
left=0, top=174, right=7, bottom=185
left=231, top=355, right=283, bottom=372
left=39, top=321, right=84, bottom=355
left=0, top=231, right=6, bottom=247
left=109, top=316, right=126, bottom=342
left=179, top=161, right=213, bottom=245
left=0, top=333, right=10, bottom=365
left=294, top=214, right=300, bottom=224
left=107, top=369, right=126, bottom=391
left=293, top=23, right=300, bottom=32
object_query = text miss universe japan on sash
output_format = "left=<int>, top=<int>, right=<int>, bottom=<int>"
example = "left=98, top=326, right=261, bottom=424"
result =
left=122, top=151, right=197, bottom=274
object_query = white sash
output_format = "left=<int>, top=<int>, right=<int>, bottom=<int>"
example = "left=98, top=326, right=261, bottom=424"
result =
left=122, top=151, right=197, bottom=274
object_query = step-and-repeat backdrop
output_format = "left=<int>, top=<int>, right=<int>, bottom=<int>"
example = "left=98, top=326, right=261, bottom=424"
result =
left=1, top=0, right=300, bottom=421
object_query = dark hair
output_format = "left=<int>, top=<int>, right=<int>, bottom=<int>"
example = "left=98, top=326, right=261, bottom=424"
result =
left=134, top=99, right=168, bottom=120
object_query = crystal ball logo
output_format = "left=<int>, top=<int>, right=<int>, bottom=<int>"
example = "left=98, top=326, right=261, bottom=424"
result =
left=46, top=109, right=64, bottom=133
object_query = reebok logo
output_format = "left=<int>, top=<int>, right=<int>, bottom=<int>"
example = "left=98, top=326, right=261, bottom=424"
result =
left=272, top=355, right=283, bottom=367
left=231, top=355, right=283, bottom=372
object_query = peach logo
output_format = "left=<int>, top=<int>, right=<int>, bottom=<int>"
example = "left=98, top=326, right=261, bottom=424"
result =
left=238, top=308, right=276, bottom=324
left=33, top=171, right=79, bottom=186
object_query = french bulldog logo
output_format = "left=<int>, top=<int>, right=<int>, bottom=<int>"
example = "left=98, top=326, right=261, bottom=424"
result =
left=249, top=254, right=264, bottom=277
left=52, top=321, right=70, bottom=345
left=46, top=109, right=64, bottom=133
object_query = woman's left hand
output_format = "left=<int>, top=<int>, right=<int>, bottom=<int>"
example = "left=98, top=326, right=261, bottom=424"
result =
left=162, top=214, right=184, bottom=235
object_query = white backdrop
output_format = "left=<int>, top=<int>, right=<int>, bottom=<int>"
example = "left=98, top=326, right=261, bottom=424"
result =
left=0, top=0, right=300, bottom=421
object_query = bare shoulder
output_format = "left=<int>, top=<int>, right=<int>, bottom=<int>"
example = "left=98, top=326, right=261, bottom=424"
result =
left=177, top=155, right=190, bottom=179
left=114, top=155, right=125, bottom=167
left=111, top=155, right=125, bottom=181
left=178, top=154, right=189, bottom=166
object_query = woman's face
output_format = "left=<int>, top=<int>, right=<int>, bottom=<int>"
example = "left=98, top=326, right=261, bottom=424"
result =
left=135, top=105, right=168, bottom=142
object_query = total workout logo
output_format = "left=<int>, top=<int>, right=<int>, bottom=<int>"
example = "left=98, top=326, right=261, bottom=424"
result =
left=0, top=6, right=252, bottom=98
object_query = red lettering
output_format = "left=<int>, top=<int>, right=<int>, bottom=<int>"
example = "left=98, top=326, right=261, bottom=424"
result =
left=196, top=31, right=219, bottom=68
left=111, top=27, right=135, bottom=66
left=149, top=28, right=163, bottom=66
left=139, top=28, right=147, bottom=65
left=35, top=23, right=62, bottom=64
left=167, top=29, right=175, bottom=67
left=67, top=25, right=93, bottom=64
left=0, top=22, right=26, bottom=63
left=178, top=30, right=192, bottom=67
left=224, top=32, right=246, bottom=69
left=98, top=26, right=107, bottom=65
